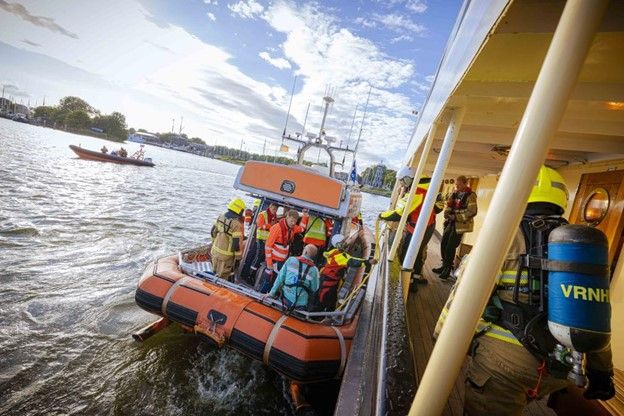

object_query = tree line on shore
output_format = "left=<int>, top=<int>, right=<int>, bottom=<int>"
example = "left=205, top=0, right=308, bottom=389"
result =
left=29, top=95, right=394, bottom=185
left=33, top=96, right=127, bottom=141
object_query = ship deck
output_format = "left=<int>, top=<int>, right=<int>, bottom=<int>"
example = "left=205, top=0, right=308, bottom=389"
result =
left=402, top=235, right=555, bottom=416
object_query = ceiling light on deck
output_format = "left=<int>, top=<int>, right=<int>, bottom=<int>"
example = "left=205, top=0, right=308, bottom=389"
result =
left=605, top=101, right=624, bottom=110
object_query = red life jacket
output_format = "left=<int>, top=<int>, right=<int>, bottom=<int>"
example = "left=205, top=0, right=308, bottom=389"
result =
left=319, top=249, right=350, bottom=301
left=406, top=186, right=436, bottom=234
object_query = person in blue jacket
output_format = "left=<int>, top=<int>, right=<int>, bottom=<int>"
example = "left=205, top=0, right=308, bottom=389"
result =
left=264, top=244, right=320, bottom=311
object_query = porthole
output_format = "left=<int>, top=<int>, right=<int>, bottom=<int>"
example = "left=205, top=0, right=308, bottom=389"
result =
left=582, top=188, right=609, bottom=225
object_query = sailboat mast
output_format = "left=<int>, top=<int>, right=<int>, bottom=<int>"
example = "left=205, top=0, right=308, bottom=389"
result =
left=282, top=75, right=297, bottom=137
left=353, top=86, right=372, bottom=158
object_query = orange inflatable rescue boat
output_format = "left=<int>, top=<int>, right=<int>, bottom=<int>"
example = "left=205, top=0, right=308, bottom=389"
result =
left=134, top=161, right=375, bottom=384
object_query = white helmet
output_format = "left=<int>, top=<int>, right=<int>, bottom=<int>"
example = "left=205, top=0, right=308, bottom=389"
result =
left=397, top=166, right=415, bottom=181
left=330, top=234, right=345, bottom=248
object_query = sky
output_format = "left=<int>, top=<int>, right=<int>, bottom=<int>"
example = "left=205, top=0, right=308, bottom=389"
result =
left=0, top=0, right=462, bottom=170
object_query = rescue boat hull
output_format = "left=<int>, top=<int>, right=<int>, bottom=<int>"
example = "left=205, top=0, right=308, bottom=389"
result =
left=135, top=255, right=357, bottom=383
left=69, top=145, right=155, bottom=167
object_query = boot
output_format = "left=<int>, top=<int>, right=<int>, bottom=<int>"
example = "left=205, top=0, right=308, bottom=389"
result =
left=432, top=265, right=445, bottom=274
left=439, top=267, right=452, bottom=280
left=412, top=273, right=428, bottom=285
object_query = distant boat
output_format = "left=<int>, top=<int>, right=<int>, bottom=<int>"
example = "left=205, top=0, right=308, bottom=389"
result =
left=69, top=145, right=155, bottom=167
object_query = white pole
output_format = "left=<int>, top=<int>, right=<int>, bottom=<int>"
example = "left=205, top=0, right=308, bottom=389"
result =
left=409, top=1, right=608, bottom=414
left=388, top=122, right=438, bottom=262
left=402, top=108, right=464, bottom=272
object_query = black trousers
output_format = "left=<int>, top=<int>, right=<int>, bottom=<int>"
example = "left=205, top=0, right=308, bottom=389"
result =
left=440, top=223, right=462, bottom=269
left=399, top=222, right=436, bottom=275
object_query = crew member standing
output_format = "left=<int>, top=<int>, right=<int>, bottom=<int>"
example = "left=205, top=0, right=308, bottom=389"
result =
left=210, top=197, right=245, bottom=281
left=261, top=209, right=308, bottom=292
left=380, top=167, right=442, bottom=291
left=434, top=166, right=614, bottom=415
left=433, top=175, right=477, bottom=279
left=248, top=201, right=278, bottom=277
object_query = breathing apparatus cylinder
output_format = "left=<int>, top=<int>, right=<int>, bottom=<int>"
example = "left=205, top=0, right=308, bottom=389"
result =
left=547, top=224, right=611, bottom=353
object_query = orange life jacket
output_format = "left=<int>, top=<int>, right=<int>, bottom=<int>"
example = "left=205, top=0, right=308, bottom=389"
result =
left=406, top=187, right=435, bottom=234
left=264, top=216, right=308, bottom=268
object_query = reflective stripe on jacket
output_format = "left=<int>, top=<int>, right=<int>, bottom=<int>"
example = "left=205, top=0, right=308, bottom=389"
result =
left=211, top=214, right=243, bottom=259
left=433, top=228, right=527, bottom=346
left=264, top=214, right=308, bottom=268
left=303, top=216, right=327, bottom=247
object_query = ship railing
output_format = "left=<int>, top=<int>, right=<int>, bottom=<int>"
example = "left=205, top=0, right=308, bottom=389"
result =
left=179, top=262, right=366, bottom=326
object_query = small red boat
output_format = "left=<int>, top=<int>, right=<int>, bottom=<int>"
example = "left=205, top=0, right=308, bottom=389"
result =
left=69, top=145, right=155, bottom=167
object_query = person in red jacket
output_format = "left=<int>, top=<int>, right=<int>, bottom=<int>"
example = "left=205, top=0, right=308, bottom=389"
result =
left=318, top=234, right=377, bottom=311
left=260, top=208, right=308, bottom=292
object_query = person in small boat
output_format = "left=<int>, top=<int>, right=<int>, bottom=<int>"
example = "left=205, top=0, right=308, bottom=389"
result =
left=302, top=214, right=328, bottom=264
left=100, top=145, right=108, bottom=154
left=246, top=201, right=278, bottom=279
left=318, top=234, right=377, bottom=311
left=265, top=244, right=320, bottom=311
left=260, top=208, right=309, bottom=292
left=118, top=147, right=128, bottom=158
left=210, top=197, right=245, bottom=282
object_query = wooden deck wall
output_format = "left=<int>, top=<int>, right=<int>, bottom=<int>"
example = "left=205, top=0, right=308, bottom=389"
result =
left=402, top=235, right=556, bottom=416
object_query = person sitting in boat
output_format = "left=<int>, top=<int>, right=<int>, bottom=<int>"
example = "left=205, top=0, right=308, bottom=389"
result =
left=110, top=149, right=118, bottom=156
left=264, top=244, right=320, bottom=312
left=210, top=197, right=245, bottom=282
left=318, top=234, right=377, bottom=311
left=100, top=145, right=108, bottom=154
left=118, top=147, right=128, bottom=158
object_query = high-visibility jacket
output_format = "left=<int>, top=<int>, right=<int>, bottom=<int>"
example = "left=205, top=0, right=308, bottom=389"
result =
left=380, top=183, right=435, bottom=233
left=444, top=188, right=478, bottom=234
left=210, top=213, right=244, bottom=260
left=303, top=215, right=327, bottom=247
left=256, top=210, right=277, bottom=241
left=265, top=214, right=309, bottom=269
left=434, top=227, right=531, bottom=346
left=243, top=209, right=253, bottom=238
left=319, top=248, right=367, bottom=302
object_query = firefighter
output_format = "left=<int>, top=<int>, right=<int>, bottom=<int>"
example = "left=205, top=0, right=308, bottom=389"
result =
left=432, top=175, right=478, bottom=279
left=434, top=166, right=614, bottom=415
left=210, top=197, right=245, bottom=282
left=379, top=167, right=443, bottom=291
left=318, top=234, right=377, bottom=311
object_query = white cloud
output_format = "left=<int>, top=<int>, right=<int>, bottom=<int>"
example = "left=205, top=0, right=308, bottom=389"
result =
left=0, top=0, right=422, bottom=167
left=406, top=0, right=427, bottom=14
left=425, top=74, right=435, bottom=83
left=228, top=0, right=264, bottom=19
left=207, top=12, right=216, bottom=21
left=354, top=16, right=376, bottom=28
left=390, top=34, right=413, bottom=43
left=203, top=0, right=218, bottom=4
left=258, top=51, right=291, bottom=70
left=373, top=13, right=425, bottom=34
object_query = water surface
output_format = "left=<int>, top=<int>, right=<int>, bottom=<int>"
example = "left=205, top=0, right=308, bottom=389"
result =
left=0, top=119, right=389, bottom=415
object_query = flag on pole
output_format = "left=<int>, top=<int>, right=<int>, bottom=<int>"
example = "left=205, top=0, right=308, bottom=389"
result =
left=350, top=159, right=357, bottom=183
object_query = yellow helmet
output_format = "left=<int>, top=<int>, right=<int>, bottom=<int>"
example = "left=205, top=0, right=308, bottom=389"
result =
left=253, top=198, right=261, bottom=208
left=227, top=197, right=246, bottom=215
left=527, top=166, right=568, bottom=211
